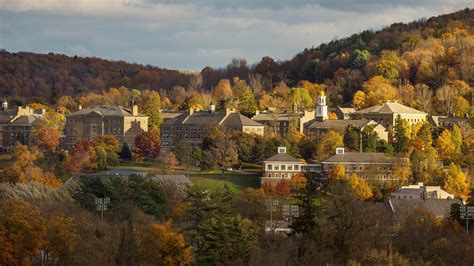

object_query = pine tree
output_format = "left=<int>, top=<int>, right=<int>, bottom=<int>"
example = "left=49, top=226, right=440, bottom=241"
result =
left=343, top=124, right=360, bottom=151
left=119, top=142, right=132, bottom=160
left=393, top=115, right=409, bottom=154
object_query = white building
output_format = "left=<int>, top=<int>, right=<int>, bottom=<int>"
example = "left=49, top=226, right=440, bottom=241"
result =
left=392, top=183, right=454, bottom=200
left=261, top=147, right=305, bottom=185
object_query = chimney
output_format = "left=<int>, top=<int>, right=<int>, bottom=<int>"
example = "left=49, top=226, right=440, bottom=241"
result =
left=2, top=99, right=7, bottom=111
left=336, top=147, right=345, bottom=154
left=209, top=104, right=216, bottom=113
left=189, top=107, right=194, bottom=115
left=132, top=105, right=139, bottom=116
left=78, top=104, right=83, bottom=110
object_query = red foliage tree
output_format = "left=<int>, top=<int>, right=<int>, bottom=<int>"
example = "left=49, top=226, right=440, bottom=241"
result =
left=275, top=179, right=291, bottom=198
left=134, top=131, right=161, bottom=158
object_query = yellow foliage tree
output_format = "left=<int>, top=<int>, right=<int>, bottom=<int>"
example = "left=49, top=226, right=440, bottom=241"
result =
left=436, top=130, right=456, bottom=161
left=214, top=79, right=233, bottom=101
left=352, top=90, right=366, bottom=109
left=362, top=76, right=399, bottom=106
left=330, top=164, right=346, bottom=180
left=139, top=221, right=192, bottom=266
left=443, top=163, right=469, bottom=201
left=290, top=173, right=307, bottom=190
left=328, top=112, right=338, bottom=120
left=316, top=130, right=343, bottom=161
left=347, top=173, right=373, bottom=200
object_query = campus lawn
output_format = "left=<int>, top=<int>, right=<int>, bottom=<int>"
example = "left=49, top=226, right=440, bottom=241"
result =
left=189, top=171, right=260, bottom=193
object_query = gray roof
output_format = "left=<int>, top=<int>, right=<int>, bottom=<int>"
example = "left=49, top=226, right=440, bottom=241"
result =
left=161, top=111, right=185, bottom=120
left=163, top=110, right=226, bottom=125
left=221, top=113, right=263, bottom=127
left=10, top=115, right=42, bottom=126
left=265, top=153, right=302, bottom=163
left=336, top=107, right=356, bottom=114
left=0, top=110, right=16, bottom=124
left=388, top=198, right=461, bottom=218
left=253, top=111, right=303, bottom=121
left=322, top=152, right=401, bottom=164
left=356, top=101, right=426, bottom=115
left=305, top=118, right=370, bottom=130
left=150, top=174, right=193, bottom=185
left=67, top=105, right=145, bottom=117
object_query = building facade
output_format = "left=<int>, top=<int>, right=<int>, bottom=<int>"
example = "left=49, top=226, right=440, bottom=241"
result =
left=1, top=101, right=46, bottom=152
left=252, top=109, right=315, bottom=138
left=160, top=107, right=264, bottom=150
left=64, top=105, right=148, bottom=148
left=392, top=183, right=454, bottom=200
left=261, top=147, right=305, bottom=185
left=351, top=100, right=428, bottom=130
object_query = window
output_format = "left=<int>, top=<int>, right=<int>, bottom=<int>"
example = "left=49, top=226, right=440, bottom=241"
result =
left=275, top=165, right=279, bottom=170
left=294, top=165, right=299, bottom=171
left=268, top=173, right=271, bottom=177
left=288, top=165, right=292, bottom=171
left=267, top=164, right=273, bottom=170
left=281, top=165, right=286, bottom=171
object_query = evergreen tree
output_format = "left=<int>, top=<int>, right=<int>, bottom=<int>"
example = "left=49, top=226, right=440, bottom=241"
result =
left=291, top=174, right=324, bottom=235
left=393, top=115, right=409, bottom=154
left=119, top=142, right=132, bottom=161
left=361, top=125, right=379, bottom=152
left=343, top=124, right=360, bottom=151
left=238, top=86, right=257, bottom=117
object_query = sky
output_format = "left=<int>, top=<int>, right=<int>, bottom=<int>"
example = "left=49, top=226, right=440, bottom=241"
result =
left=0, top=1, right=471, bottom=71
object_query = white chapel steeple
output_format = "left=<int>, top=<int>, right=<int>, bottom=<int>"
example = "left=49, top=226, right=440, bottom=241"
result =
left=316, top=91, right=328, bottom=121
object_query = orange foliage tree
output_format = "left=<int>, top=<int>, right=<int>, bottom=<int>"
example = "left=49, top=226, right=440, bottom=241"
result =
left=0, top=199, right=46, bottom=265
left=275, top=179, right=291, bottom=198
left=34, top=126, right=61, bottom=152
left=290, top=173, right=307, bottom=190
left=138, top=221, right=192, bottom=266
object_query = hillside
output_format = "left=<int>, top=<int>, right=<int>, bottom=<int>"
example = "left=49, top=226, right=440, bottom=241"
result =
left=0, top=51, right=191, bottom=102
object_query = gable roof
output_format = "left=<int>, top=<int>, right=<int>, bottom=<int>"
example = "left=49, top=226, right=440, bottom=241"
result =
left=265, top=153, right=302, bottom=163
left=336, top=107, right=356, bottom=114
left=221, top=113, right=263, bottom=127
left=388, top=198, right=461, bottom=218
left=322, top=152, right=401, bottom=164
left=253, top=111, right=304, bottom=121
left=67, top=105, right=145, bottom=117
left=305, top=118, right=371, bottom=130
left=356, top=101, right=426, bottom=115
left=0, top=110, right=16, bottom=124
left=10, top=115, right=42, bottom=126
left=163, top=110, right=227, bottom=125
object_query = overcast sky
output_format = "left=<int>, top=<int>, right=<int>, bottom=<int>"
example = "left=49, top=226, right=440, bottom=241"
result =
left=0, top=1, right=471, bottom=71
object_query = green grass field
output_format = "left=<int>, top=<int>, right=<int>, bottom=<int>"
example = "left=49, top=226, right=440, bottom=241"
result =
left=189, top=171, right=260, bottom=193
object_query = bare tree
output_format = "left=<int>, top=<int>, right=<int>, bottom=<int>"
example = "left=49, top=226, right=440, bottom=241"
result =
left=436, top=84, right=456, bottom=115
left=188, top=74, right=203, bottom=92
left=248, top=73, right=263, bottom=98
left=414, top=83, right=432, bottom=112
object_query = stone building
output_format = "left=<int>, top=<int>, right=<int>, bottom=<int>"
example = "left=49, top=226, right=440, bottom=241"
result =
left=304, top=91, right=388, bottom=141
left=0, top=100, right=46, bottom=152
left=351, top=100, right=428, bottom=130
left=334, top=106, right=356, bottom=120
left=392, top=183, right=454, bottom=200
left=252, top=109, right=315, bottom=138
left=160, top=107, right=264, bottom=150
left=64, top=105, right=148, bottom=148
left=317, top=147, right=406, bottom=181
left=261, top=147, right=305, bottom=185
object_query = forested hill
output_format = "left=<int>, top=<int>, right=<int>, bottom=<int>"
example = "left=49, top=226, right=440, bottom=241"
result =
left=0, top=8, right=473, bottom=108
left=0, top=51, right=191, bottom=102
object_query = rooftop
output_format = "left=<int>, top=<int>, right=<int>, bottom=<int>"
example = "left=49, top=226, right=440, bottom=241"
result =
left=322, top=152, right=401, bottom=164
left=356, top=101, right=426, bottom=115
left=163, top=110, right=264, bottom=127
left=305, top=118, right=372, bottom=129
left=388, top=198, right=461, bottom=218
left=221, top=113, right=263, bottom=127
left=67, top=105, right=145, bottom=117
left=265, top=153, right=302, bottom=163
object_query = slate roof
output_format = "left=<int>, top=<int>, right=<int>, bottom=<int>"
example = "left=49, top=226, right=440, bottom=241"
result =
left=322, top=152, right=401, bottom=164
left=305, top=118, right=370, bottom=129
left=67, top=105, right=145, bottom=117
left=253, top=112, right=303, bottom=121
left=0, top=110, right=16, bottom=124
left=150, top=174, right=193, bottom=185
left=221, top=113, right=263, bottom=127
left=388, top=198, right=461, bottom=218
left=161, top=111, right=185, bottom=120
left=356, top=101, right=426, bottom=115
left=10, top=115, right=42, bottom=126
left=265, top=153, right=302, bottom=163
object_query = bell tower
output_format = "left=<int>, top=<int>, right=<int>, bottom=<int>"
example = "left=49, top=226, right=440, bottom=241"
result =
left=316, top=91, right=328, bottom=121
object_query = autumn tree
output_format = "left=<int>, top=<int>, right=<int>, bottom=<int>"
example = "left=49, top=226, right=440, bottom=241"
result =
left=202, top=128, right=238, bottom=172
left=144, top=91, right=162, bottom=131
left=34, top=126, right=61, bottom=152
left=0, top=199, right=46, bottom=265
left=214, top=79, right=233, bottom=101
left=289, top=87, right=313, bottom=110
left=163, top=152, right=178, bottom=174
left=330, top=164, right=346, bottom=180
left=275, top=179, right=291, bottom=198
left=443, top=163, right=469, bottom=200
left=361, top=76, right=398, bottom=106
left=343, top=124, right=360, bottom=151
left=138, top=221, right=192, bottom=266
left=352, top=90, right=366, bottom=109
left=436, top=129, right=457, bottom=162
left=374, top=50, right=401, bottom=79
left=93, top=135, right=119, bottom=169
left=290, top=173, right=307, bottom=191
left=315, top=130, right=343, bottom=161
left=238, top=86, right=257, bottom=117
left=393, top=115, right=410, bottom=154
left=43, top=214, right=78, bottom=265
left=347, top=173, right=373, bottom=200
left=134, top=131, right=161, bottom=158
left=232, top=188, right=267, bottom=228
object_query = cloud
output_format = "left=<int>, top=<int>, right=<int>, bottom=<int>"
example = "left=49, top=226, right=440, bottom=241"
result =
left=0, top=0, right=471, bottom=70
